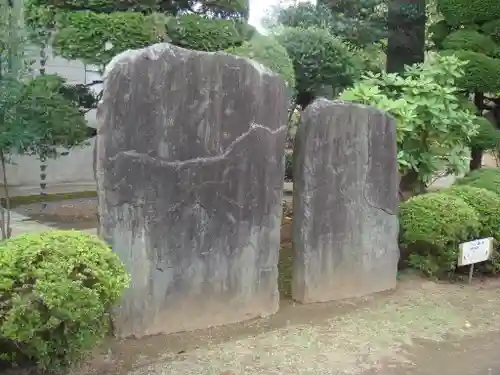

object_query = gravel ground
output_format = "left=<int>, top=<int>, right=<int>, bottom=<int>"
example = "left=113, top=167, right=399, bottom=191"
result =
left=72, top=276, right=500, bottom=375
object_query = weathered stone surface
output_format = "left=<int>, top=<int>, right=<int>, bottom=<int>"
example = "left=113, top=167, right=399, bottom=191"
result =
left=291, top=99, right=399, bottom=303
left=95, top=43, right=288, bottom=338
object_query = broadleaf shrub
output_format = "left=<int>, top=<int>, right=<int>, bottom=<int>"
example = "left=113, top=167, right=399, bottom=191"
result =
left=399, top=193, right=481, bottom=277
left=456, top=167, right=500, bottom=195
left=0, top=230, right=129, bottom=371
left=340, top=54, right=478, bottom=192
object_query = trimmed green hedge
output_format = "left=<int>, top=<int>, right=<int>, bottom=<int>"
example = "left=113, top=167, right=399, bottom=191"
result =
left=166, top=14, right=244, bottom=52
left=456, top=168, right=500, bottom=195
left=437, top=0, right=500, bottom=26
left=52, top=11, right=158, bottom=66
left=226, top=33, right=296, bottom=88
left=442, top=30, right=500, bottom=58
left=399, top=192, right=481, bottom=277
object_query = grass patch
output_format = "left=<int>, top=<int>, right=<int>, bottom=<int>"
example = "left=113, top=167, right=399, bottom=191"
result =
left=1, top=191, right=97, bottom=208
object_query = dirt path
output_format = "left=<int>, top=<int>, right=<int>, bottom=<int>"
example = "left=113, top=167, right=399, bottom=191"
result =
left=73, top=275, right=500, bottom=375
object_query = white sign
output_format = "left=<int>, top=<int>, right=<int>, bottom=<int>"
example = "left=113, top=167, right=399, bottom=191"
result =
left=458, top=238, right=494, bottom=266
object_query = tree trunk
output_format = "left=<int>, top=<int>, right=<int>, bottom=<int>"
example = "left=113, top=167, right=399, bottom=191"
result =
left=386, top=0, right=426, bottom=73
left=469, top=147, right=483, bottom=171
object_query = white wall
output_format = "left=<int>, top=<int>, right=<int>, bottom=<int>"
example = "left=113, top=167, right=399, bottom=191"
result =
left=0, top=46, right=102, bottom=195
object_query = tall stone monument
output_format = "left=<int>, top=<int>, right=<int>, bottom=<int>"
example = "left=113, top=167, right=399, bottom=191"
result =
left=292, top=99, right=399, bottom=303
left=95, top=43, right=288, bottom=338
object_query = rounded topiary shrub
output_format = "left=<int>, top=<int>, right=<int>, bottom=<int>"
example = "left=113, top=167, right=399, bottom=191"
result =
left=0, top=230, right=129, bottom=372
left=226, top=33, right=296, bottom=89
left=469, top=116, right=500, bottom=151
left=441, top=185, right=500, bottom=273
left=456, top=167, right=500, bottom=195
left=275, top=26, right=360, bottom=107
left=441, top=185, right=500, bottom=239
left=399, top=192, right=481, bottom=277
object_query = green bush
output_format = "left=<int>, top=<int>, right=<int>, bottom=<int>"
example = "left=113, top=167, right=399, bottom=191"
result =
left=166, top=14, right=244, bottom=52
left=442, top=30, right=500, bottom=57
left=441, top=50, right=500, bottom=93
left=0, top=230, right=129, bottom=371
left=429, top=20, right=452, bottom=47
left=441, top=185, right=500, bottom=273
left=226, top=33, right=296, bottom=89
left=399, top=193, right=481, bottom=276
left=275, top=26, right=360, bottom=107
left=456, top=167, right=500, bottom=195
left=469, top=116, right=500, bottom=151
left=482, top=19, right=500, bottom=43
left=441, top=186, right=500, bottom=239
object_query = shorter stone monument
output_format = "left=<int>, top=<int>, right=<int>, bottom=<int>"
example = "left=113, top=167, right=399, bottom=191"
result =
left=292, top=99, right=399, bottom=303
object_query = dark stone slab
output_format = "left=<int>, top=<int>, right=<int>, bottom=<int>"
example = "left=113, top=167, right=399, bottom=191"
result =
left=95, top=43, right=288, bottom=338
left=292, top=99, right=399, bottom=303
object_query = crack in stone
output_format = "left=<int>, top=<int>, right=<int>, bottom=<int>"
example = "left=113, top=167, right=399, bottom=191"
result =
left=108, top=123, right=287, bottom=167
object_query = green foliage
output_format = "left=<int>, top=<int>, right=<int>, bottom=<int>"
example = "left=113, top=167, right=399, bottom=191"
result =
left=456, top=167, right=500, bottom=195
left=0, top=77, right=35, bottom=155
left=226, top=33, right=295, bottom=89
left=469, top=116, right=500, bottom=151
left=275, top=26, right=360, bottom=107
left=15, top=74, right=90, bottom=158
left=399, top=193, right=481, bottom=277
left=284, top=152, right=293, bottom=181
left=166, top=14, right=244, bottom=52
left=29, top=0, right=158, bottom=12
left=483, top=19, right=500, bottom=43
left=30, top=0, right=249, bottom=17
left=441, top=50, right=500, bottom=94
left=0, top=72, right=90, bottom=160
left=234, top=20, right=256, bottom=41
left=340, top=54, right=477, bottom=190
left=268, top=2, right=386, bottom=47
left=52, top=11, right=159, bottom=68
left=437, top=0, right=500, bottom=26
left=441, top=185, right=500, bottom=240
left=0, top=230, right=129, bottom=371
left=428, top=19, right=451, bottom=47
left=442, top=30, right=500, bottom=58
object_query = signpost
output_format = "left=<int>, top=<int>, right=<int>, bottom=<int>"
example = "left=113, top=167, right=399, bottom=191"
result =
left=458, top=238, right=494, bottom=284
